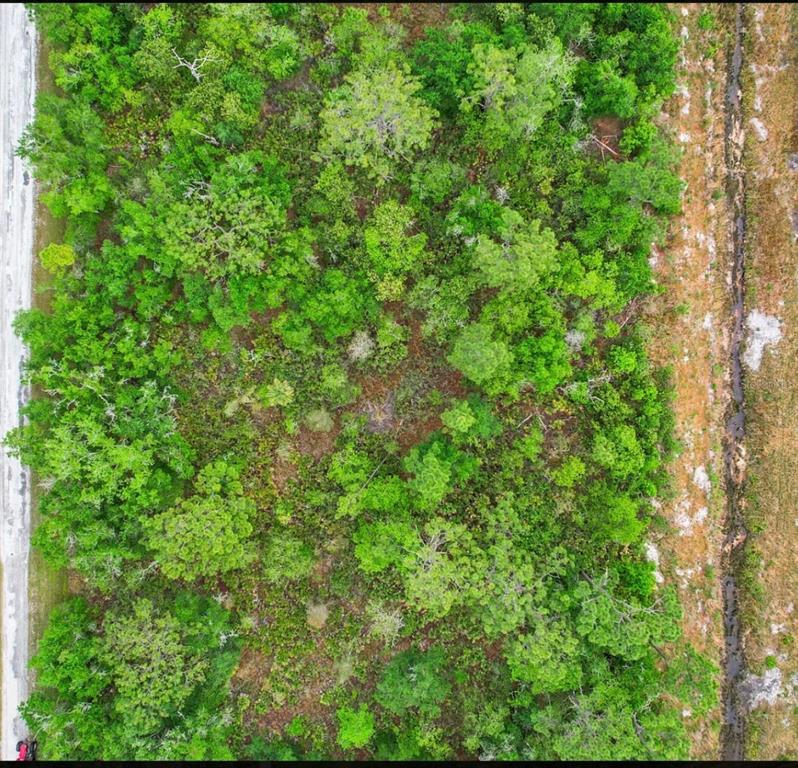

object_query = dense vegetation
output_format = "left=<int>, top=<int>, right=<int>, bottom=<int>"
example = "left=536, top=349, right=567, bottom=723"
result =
left=11, top=2, right=716, bottom=760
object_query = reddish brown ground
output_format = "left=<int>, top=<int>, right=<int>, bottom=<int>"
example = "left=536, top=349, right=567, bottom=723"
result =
left=648, top=3, right=732, bottom=757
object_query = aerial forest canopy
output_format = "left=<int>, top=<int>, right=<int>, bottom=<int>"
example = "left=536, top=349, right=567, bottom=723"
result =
left=11, top=2, right=716, bottom=760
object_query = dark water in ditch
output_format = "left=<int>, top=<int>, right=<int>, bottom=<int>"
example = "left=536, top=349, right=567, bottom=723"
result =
left=720, top=3, right=748, bottom=761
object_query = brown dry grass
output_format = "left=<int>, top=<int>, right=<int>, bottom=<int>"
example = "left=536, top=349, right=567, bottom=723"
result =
left=648, top=3, right=733, bottom=757
left=737, top=3, right=798, bottom=759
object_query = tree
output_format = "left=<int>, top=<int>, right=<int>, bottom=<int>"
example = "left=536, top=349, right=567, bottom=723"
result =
left=21, top=599, right=109, bottom=760
left=404, top=443, right=454, bottom=511
left=32, top=3, right=138, bottom=113
left=6, top=376, right=194, bottom=587
left=337, top=705, right=375, bottom=750
left=472, top=210, right=558, bottom=293
left=411, top=20, right=499, bottom=117
left=160, top=152, right=291, bottom=280
left=364, top=200, right=427, bottom=299
left=447, top=323, right=514, bottom=395
left=39, top=243, right=76, bottom=273
left=591, top=424, right=646, bottom=480
left=461, top=39, right=573, bottom=151
left=17, top=93, right=112, bottom=237
left=505, top=619, right=583, bottom=693
left=24, top=593, right=240, bottom=759
left=103, top=598, right=208, bottom=734
left=402, top=518, right=475, bottom=619
left=354, top=516, right=416, bottom=574
left=375, top=647, right=451, bottom=717
left=441, top=400, right=476, bottom=437
left=319, top=61, right=437, bottom=181
left=144, top=460, right=255, bottom=581
left=262, top=531, right=315, bottom=583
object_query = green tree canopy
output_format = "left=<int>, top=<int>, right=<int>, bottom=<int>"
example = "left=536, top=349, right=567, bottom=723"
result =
left=319, top=61, right=437, bottom=181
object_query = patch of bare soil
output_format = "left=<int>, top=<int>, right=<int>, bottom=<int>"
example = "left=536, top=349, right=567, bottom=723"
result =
left=737, top=3, right=798, bottom=758
left=343, top=3, right=450, bottom=43
left=296, top=422, right=340, bottom=460
left=234, top=644, right=337, bottom=737
left=348, top=314, right=468, bottom=453
left=647, top=3, right=732, bottom=757
left=589, top=115, right=624, bottom=160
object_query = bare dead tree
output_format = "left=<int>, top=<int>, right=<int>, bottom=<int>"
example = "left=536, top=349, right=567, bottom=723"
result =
left=171, top=48, right=218, bottom=82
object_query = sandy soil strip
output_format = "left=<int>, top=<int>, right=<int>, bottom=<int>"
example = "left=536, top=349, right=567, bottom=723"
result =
left=0, top=3, right=37, bottom=759
left=649, top=3, right=732, bottom=757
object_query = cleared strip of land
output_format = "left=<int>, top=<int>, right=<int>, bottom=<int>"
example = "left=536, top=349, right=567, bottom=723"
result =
left=739, top=3, right=798, bottom=758
left=0, top=2, right=37, bottom=759
left=652, top=3, right=731, bottom=757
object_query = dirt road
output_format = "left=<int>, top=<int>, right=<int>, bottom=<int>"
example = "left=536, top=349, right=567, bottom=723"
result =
left=0, top=3, right=37, bottom=759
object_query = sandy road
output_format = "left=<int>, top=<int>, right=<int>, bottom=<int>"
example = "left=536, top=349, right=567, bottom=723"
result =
left=0, top=3, right=37, bottom=759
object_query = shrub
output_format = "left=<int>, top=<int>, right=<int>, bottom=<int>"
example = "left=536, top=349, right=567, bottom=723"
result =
left=336, top=705, right=375, bottom=750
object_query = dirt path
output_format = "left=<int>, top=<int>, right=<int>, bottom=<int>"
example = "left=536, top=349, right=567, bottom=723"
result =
left=719, top=3, right=749, bottom=759
left=0, top=3, right=37, bottom=759
left=735, top=3, right=798, bottom=758
left=648, top=3, right=732, bottom=757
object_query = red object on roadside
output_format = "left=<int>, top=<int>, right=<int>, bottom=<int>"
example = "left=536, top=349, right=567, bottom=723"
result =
left=16, top=742, right=28, bottom=761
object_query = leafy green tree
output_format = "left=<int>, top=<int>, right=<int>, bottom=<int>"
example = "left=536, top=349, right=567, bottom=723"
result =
left=103, top=598, right=209, bottom=734
left=461, top=39, right=573, bottom=151
left=275, top=268, right=378, bottom=351
left=199, top=4, right=303, bottom=80
left=575, top=577, right=681, bottom=661
left=505, top=619, right=583, bottom=693
left=25, top=593, right=239, bottom=760
left=145, top=460, right=255, bottom=581
left=472, top=210, right=558, bottom=292
left=39, top=243, right=76, bottom=273
left=262, top=531, right=315, bottom=583
left=160, top=152, right=291, bottom=280
left=591, top=424, right=646, bottom=480
left=364, top=200, right=427, bottom=299
left=585, top=485, right=645, bottom=546
left=411, top=20, right=499, bottom=117
left=354, top=517, right=417, bottom=574
left=441, top=400, right=476, bottom=437
left=337, top=705, right=375, bottom=750
left=526, top=673, right=686, bottom=760
left=21, top=599, right=109, bottom=760
left=32, top=3, right=138, bottom=113
left=319, top=62, right=437, bottom=181
left=552, top=456, right=586, bottom=489
left=402, top=518, right=475, bottom=619
left=7, top=378, right=193, bottom=587
left=448, top=323, right=514, bottom=395
left=18, top=93, right=112, bottom=236
left=404, top=443, right=454, bottom=511
left=131, top=4, right=185, bottom=88
left=375, top=647, right=451, bottom=717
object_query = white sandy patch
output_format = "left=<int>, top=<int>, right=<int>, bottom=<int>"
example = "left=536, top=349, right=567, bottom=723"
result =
left=673, top=495, right=709, bottom=537
left=744, top=310, right=783, bottom=371
left=644, top=542, right=664, bottom=584
left=741, top=667, right=783, bottom=711
left=749, top=117, right=768, bottom=142
left=693, top=465, right=712, bottom=495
